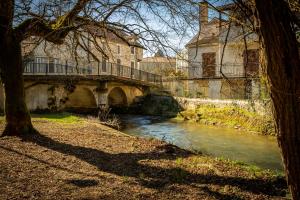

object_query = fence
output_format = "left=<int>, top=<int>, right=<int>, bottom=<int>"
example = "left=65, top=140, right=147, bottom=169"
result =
left=187, top=63, right=259, bottom=79
left=23, top=61, right=162, bottom=86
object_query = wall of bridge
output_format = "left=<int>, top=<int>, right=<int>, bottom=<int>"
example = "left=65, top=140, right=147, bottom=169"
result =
left=4, top=81, right=144, bottom=112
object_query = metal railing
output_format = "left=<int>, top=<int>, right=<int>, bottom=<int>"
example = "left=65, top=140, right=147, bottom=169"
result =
left=23, top=61, right=162, bottom=86
left=187, top=63, right=259, bottom=79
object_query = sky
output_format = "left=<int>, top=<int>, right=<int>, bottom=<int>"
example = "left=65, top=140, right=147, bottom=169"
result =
left=16, top=0, right=230, bottom=57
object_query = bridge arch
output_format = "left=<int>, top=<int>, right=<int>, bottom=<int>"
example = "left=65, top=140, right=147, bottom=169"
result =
left=107, top=87, right=128, bottom=107
left=65, top=86, right=97, bottom=109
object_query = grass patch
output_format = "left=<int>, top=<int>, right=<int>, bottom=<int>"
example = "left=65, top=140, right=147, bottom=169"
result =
left=0, top=113, right=82, bottom=124
left=32, top=112, right=81, bottom=124
left=177, top=104, right=275, bottom=135
left=215, top=157, right=284, bottom=178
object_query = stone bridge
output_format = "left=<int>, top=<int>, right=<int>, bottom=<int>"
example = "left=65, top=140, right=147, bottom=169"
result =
left=0, top=61, right=162, bottom=112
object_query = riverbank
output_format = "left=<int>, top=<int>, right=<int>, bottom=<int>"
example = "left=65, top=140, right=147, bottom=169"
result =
left=0, top=114, right=287, bottom=199
left=177, top=104, right=275, bottom=136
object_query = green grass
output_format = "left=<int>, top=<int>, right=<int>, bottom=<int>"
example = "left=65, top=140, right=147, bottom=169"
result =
left=215, top=157, right=284, bottom=178
left=32, top=112, right=81, bottom=124
left=0, top=112, right=82, bottom=124
left=177, top=104, right=275, bottom=135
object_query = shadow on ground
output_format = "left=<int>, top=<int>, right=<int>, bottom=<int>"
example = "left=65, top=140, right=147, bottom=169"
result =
left=19, top=130, right=286, bottom=199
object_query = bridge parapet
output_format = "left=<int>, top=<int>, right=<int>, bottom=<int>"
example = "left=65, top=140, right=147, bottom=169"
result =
left=23, top=60, right=162, bottom=86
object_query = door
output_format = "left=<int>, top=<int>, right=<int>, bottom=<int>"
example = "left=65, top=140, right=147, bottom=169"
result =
left=244, top=49, right=259, bottom=77
left=202, top=52, right=216, bottom=77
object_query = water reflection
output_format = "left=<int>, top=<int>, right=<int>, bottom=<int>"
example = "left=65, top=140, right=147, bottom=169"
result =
left=121, top=115, right=283, bottom=171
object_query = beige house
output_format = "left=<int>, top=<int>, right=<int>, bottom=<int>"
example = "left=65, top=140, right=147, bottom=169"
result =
left=178, top=2, right=261, bottom=99
left=186, top=2, right=260, bottom=79
left=22, top=27, right=144, bottom=74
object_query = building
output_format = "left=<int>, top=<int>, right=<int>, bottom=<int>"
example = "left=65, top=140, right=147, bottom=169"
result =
left=186, top=2, right=260, bottom=79
left=140, top=50, right=176, bottom=77
left=22, top=26, right=144, bottom=75
left=178, top=2, right=261, bottom=99
left=175, top=48, right=189, bottom=78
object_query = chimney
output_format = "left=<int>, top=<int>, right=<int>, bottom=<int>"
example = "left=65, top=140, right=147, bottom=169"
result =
left=199, top=1, right=208, bottom=29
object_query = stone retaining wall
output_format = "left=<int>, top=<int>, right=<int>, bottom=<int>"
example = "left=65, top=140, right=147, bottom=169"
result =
left=175, top=97, right=272, bottom=115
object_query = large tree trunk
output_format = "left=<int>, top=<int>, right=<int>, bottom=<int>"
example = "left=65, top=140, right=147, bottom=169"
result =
left=0, top=0, right=33, bottom=136
left=255, top=0, right=300, bottom=199
left=0, top=34, right=33, bottom=136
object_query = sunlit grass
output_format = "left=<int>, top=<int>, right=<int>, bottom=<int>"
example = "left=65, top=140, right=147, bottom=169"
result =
left=215, top=157, right=284, bottom=177
left=32, top=112, right=81, bottom=124
left=0, top=112, right=82, bottom=124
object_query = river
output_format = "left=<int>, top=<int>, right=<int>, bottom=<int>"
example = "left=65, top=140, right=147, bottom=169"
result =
left=121, top=115, right=283, bottom=171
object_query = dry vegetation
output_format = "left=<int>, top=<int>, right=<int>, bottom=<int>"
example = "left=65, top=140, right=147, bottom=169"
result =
left=0, top=114, right=287, bottom=199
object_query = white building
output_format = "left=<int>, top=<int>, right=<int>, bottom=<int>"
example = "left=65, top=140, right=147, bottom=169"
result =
left=186, top=2, right=260, bottom=79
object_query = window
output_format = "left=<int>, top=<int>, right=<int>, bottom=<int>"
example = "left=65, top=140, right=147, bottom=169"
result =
left=131, top=61, right=135, bottom=69
left=48, top=57, right=55, bottom=73
left=102, top=58, right=107, bottom=72
left=131, top=46, right=135, bottom=55
left=117, top=45, right=121, bottom=54
left=35, top=57, right=48, bottom=73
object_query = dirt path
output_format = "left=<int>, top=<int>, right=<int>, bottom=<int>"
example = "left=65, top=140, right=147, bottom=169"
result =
left=0, top=117, right=287, bottom=200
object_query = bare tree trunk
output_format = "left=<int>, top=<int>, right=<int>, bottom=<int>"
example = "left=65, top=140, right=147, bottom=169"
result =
left=255, top=0, right=300, bottom=199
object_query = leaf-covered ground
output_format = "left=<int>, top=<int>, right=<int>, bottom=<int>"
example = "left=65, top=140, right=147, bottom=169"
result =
left=0, top=115, right=287, bottom=200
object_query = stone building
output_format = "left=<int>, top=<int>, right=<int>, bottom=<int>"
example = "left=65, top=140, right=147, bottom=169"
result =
left=22, top=26, right=144, bottom=74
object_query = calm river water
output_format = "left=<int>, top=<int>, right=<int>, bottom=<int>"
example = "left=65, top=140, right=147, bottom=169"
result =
left=121, top=115, right=283, bottom=171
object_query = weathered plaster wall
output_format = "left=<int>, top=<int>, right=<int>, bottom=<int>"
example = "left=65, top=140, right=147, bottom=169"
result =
left=188, top=45, right=219, bottom=78
left=163, top=78, right=261, bottom=100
